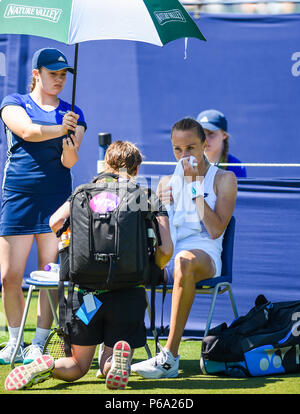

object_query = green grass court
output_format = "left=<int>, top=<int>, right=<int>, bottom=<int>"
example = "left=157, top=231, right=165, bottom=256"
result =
left=1, top=291, right=300, bottom=395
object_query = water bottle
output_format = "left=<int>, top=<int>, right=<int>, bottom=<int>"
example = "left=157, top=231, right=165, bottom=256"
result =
left=58, top=229, right=71, bottom=251
left=44, top=263, right=60, bottom=273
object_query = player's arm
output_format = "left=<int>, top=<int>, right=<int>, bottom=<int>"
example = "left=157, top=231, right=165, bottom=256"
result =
left=49, top=201, right=71, bottom=233
left=156, top=174, right=173, bottom=206
left=196, top=170, right=237, bottom=239
left=154, top=215, right=173, bottom=269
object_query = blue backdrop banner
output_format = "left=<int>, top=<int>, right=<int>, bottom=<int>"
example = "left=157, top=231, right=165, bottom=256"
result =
left=1, top=14, right=300, bottom=186
left=0, top=15, right=300, bottom=336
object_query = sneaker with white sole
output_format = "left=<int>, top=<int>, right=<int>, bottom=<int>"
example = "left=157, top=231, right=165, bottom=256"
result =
left=106, top=340, right=131, bottom=390
left=5, top=355, right=54, bottom=391
left=131, top=348, right=179, bottom=379
left=0, top=341, right=23, bottom=365
left=23, top=344, right=44, bottom=365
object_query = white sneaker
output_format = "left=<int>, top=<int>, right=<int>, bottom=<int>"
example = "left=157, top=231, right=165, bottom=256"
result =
left=0, top=341, right=23, bottom=365
left=106, top=340, right=131, bottom=390
left=23, top=344, right=44, bottom=365
left=131, top=348, right=179, bottom=379
left=5, top=355, right=54, bottom=391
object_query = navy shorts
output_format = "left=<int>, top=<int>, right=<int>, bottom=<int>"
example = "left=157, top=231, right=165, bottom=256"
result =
left=68, top=286, right=147, bottom=349
left=0, top=189, right=69, bottom=235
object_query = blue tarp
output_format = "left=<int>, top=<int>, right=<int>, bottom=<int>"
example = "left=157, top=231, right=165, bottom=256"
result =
left=0, top=14, right=300, bottom=335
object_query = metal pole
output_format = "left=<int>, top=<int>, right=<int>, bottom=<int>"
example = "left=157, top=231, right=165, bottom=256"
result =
left=68, top=43, right=79, bottom=145
left=71, top=43, right=79, bottom=112
left=97, top=132, right=112, bottom=173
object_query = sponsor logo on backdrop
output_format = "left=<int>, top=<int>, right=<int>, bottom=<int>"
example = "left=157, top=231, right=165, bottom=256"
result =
left=291, top=52, right=300, bottom=76
left=154, top=9, right=186, bottom=26
left=4, top=4, right=62, bottom=23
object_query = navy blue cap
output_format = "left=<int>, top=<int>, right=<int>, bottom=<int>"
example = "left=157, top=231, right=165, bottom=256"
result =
left=32, top=48, right=73, bottom=73
left=197, top=109, right=227, bottom=132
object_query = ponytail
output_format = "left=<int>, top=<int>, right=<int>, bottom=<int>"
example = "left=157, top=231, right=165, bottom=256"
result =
left=30, top=77, right=36, bottom=92
left=219, top=135, right=229, bottom=170
left=29, top=68, right=41, bottom=92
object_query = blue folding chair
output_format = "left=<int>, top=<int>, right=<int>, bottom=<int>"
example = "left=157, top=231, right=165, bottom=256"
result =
left=10, top=276, right=61, bottom=369
left=196, top=215, right=238, bottom=338
left=145, top=216, right=238, bottom=354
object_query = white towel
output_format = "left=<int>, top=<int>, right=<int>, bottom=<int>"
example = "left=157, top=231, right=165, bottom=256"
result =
left=30, top=270, right=59, bottom=282
left=166, top=156, right=203, bottom=246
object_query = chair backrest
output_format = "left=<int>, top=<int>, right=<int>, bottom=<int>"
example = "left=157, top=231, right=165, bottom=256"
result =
left=220, top=216, right=235, bottom=279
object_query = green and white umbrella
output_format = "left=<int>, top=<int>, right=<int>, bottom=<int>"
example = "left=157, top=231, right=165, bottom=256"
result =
left=0, top=0, right=206, bottom=106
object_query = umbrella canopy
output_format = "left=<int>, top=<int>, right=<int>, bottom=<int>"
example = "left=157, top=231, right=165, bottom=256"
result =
left=0, top=0, right=206, bottom=45
left=0, top=0, right=206, bottom=130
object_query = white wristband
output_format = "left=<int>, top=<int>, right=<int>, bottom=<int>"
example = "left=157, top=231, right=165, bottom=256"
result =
left=187, top=181, right=204, bottom=200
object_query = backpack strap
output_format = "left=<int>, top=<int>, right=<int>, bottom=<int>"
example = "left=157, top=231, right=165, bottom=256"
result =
left=143, top=207, right=165, bottom=353
left=58, top=280, right=73, bottom=357
left=150, top=272, right=167, bottom=354
left=106, top=254, right=118, bottom=290
left=56, top=217, right=70, bottom=238
left=152, top=214, right=162, bottom=246
left=62, top=281, right=74, bottom=357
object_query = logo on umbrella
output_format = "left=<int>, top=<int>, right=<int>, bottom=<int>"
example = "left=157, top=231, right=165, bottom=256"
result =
left=4, top=4, right=62, bottom=23
left=154, top=9, right=186, bottom=26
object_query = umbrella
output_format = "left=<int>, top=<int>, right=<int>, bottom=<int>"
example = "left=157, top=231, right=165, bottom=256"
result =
left=0, top=0, right=206, bottom=110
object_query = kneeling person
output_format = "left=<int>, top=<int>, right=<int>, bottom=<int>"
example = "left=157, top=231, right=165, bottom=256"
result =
left=5, top=140, right=173, bottom=391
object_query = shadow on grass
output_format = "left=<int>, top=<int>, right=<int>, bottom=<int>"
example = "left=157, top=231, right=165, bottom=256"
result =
left=45, top=380, right=101, bottom=392
left=41, top=374, right=284, bottom=393
left=41, top=358, right=287, bottom=393
left=129, top=376, right=282, bottom=392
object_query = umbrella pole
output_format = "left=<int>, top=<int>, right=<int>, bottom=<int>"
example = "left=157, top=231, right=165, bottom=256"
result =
left=68, top=43, right=79, bottom=144
left=71, top=43, right=79, bottom=112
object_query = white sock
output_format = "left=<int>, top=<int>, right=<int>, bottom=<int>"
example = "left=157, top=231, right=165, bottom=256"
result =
left=32, top=327, right=51, bottom=346
left=8, top=326, right=24, bottom=347
left=163, top=347, right=176, bottom=360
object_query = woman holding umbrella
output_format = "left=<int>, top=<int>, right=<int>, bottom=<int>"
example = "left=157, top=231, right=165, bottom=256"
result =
left=0, top=48, right=87, bottom=364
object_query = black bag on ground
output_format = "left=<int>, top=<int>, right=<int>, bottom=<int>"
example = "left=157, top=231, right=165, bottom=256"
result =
left=201, top=295, right=300, bottom=377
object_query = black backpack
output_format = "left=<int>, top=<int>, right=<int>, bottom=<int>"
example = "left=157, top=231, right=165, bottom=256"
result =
left=68, top=173, right=163, bottom=289
left=58, top=173, right=163, bottom=288
left=201, top=295, right=300, bottom=377
left=57, top=173, right=164, bottom=354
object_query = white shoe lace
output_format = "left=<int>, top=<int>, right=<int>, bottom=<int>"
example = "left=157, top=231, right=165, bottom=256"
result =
left=154, top=348, right=169, bottom=367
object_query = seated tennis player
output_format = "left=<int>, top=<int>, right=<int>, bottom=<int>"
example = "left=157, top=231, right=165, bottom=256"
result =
left=131, top=117, right=237, bottom=379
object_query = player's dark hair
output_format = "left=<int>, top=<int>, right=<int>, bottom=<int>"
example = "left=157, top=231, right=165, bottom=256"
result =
left=171, top=117, right=206, bottom=143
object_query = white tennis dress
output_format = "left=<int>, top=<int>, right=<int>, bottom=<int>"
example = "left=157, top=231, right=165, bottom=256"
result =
left=165, top=164, right=223, bottom=283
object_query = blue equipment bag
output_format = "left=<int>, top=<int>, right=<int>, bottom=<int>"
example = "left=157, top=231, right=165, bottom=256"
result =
left=201, top=295, right=300, bottom=377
